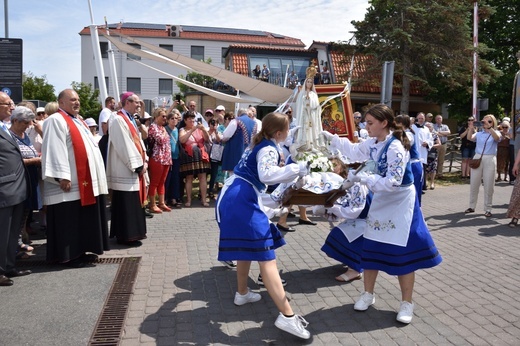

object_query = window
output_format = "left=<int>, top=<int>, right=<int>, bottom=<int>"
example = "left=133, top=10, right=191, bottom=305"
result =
left=94, top=76, right=109, bottom=91
left=127, top=43, right=141, bottom=61
left=159, top=79, right=173, bottom=94
left=191, top=46, right=204, bottom=61
left=221, top=47, right=227, bottom=64
left=159, top=44, right=173, bottom=51
left=248, top=57, right=311, bottom=85
left=100, top=42, right=108, bottom=59
left=127, top=78, right=141, bottom=94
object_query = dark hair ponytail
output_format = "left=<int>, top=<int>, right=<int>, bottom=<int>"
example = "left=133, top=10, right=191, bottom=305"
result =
left=366, top=104, right=410, bottom=151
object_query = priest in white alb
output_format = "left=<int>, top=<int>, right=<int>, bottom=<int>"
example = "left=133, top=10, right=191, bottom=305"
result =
left=41, top=89, right=109, bottom=268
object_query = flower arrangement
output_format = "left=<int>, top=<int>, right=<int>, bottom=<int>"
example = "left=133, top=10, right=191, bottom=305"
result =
left=296, top=151, right=333, bottom=173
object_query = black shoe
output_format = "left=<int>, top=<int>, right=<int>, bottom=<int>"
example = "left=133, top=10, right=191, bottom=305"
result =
left=80, top=253, right=99, bottom=262
left=287, top=212, right=297, bottom=218
left=144, top=209, right=154, bottom=219
left=258, top=274, right=287, bottom=287
left=5, top=269, right=32, bottom=278
left=63, top=259, right=86, bottom=268
left=298, top=218, right=317, bottom=226
left=117, top=240, right=143, bottom=247
left=0, top=275, right=13, bottom=286
left=276, top=224, right=295, bottom=232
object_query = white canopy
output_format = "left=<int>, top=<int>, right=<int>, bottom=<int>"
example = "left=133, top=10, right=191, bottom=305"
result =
left=102, top=33, right=294, bottom=104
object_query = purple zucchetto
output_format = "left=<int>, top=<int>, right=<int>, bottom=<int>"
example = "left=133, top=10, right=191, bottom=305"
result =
left=120, top=92, right=135, bottom=104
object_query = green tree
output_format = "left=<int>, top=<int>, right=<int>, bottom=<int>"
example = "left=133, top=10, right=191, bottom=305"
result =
left=479, top=0, right=520, bottom=117
left=71, top=81, right=101, bottom=120
left=175, top=58, right=216, bottom=94
left=349, top=0, right=500, bottom=117
left=22, top=72, right=57, bottom=101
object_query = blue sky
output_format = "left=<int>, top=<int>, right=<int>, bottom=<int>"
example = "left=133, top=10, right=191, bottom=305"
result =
left=3, top=0, right=369, bottom=94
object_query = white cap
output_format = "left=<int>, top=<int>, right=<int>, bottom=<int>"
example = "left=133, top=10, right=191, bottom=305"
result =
left=215, top=105, right=225, bottom=111
left=502, top=117, right=511, bottom=122
left=84, top=118, right=97, bottom=127
left=143, top=112, right=151, bottom=119
left=36, top=107, right=45, bottom=113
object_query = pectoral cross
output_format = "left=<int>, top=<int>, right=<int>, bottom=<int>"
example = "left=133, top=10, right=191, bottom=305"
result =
left=83, top=181, right=89, bottom=187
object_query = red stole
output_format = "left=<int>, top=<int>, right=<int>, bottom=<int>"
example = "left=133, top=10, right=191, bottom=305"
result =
left=116, top=111, right=147, bottom=205
left=58, top=110, right=96, bottom=206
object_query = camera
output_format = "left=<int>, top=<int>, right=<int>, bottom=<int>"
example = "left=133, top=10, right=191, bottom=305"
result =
left=175, top=94, right=181, bottom=102
left=473, top=121, right=482, bottom=127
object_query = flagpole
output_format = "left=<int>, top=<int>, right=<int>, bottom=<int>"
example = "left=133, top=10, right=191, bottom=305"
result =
left=472, top=1, right=479, bottom=120
left=104, top=17, right=120, bottom=101
left=87, top=0, right=107, bottom=102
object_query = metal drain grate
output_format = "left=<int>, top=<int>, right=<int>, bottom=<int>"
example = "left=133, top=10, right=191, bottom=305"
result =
left=89, top=257, right=141, bottom=346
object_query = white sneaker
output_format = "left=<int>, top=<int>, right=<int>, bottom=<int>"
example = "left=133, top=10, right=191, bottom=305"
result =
left=233, top=288, right=261, bottom=306
left=274, top=313, right=311, bottom=339
left=220, top=260, right=237, bottom=269
left=396, top=301, right=414, bottom=324
left=354, top=292, right=375, bottom=311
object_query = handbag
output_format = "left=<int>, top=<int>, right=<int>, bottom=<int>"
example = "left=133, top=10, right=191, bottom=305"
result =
left=146, top=136, right=155, bottom=158
left=468, top=158, right=481, bottom=169
left=469, top=133, right=492, bottom=169
left=210, top=143, right=224, bottom=162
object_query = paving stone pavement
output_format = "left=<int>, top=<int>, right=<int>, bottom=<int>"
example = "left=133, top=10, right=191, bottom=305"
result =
left=10, top=180, right=520, bottom=345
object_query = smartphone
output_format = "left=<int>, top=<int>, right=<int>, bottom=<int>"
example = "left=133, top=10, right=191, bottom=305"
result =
left=473, top=121, right=482, bottom=127
left=175, top=94, right=181, bottom=102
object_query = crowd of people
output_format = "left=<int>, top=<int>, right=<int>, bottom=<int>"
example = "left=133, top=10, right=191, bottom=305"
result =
left=2, top=83, right=520, bottom=340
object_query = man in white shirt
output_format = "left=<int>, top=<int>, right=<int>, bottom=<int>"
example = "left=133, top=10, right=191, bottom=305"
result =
left=248, top=106, right=262, bottom=132
left=433, top=114, right=451, bottom=178
left=411, top=112, right=433, bottom=192
left=98, top=96, right=116, bottom=136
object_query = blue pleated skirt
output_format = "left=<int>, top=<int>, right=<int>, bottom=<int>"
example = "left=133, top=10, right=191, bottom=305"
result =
left=361, top=194, right=442, bottom=276
left=216, top=178, right=286, bottom=261
left=321, top=227, right=364, bottom=273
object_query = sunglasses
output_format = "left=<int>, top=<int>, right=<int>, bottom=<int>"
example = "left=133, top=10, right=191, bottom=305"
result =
left=484, top=120, right=493, bottom=124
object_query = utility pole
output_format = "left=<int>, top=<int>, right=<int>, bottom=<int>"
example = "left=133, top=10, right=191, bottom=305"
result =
left=472, top=1, right=479, bottom=121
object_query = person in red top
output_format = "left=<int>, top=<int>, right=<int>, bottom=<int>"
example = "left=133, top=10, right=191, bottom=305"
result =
left=147, top=108, right=172, bottom=213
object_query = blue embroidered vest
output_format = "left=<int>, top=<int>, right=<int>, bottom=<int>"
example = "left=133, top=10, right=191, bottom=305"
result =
left=409, top=136, right=420, bottom=160
left=374, top=136, right=413, bottom=186
left=234, top=139, right=279, bottom=192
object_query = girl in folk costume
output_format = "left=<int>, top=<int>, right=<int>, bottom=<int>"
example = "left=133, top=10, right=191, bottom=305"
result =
left=292, top=66, right=327, bottom=154
left=215, top=112, right=311, bottom=339
left=321, top=104, right=442, bottom=324
left=318, top=155, right=371, bottom=283
left=395, top=114, right=424, bottom=205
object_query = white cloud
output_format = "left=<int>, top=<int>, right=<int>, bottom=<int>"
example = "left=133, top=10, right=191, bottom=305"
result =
left=5, top=0, right=369, bottom=94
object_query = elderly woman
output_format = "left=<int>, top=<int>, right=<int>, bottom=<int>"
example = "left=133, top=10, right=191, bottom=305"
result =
left=147, top=108, right=172, bottom=213
left=9, top=106, right=42, bottom=254
left=465, top=114, right=502, bottom=217
left=179, top=111, right=211, bottom=207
